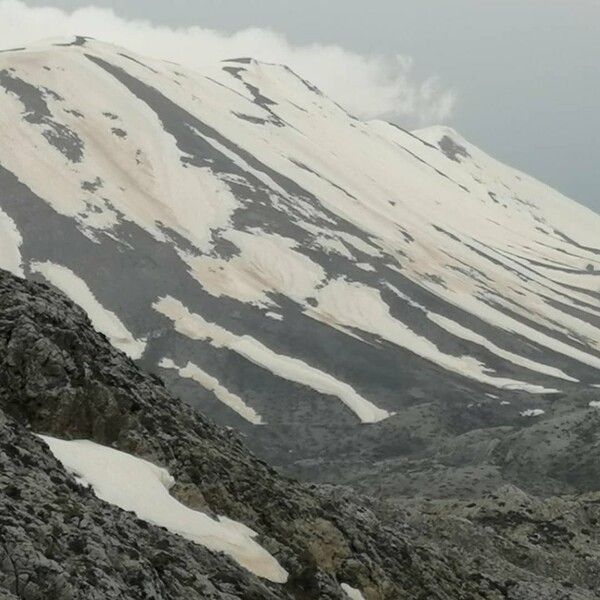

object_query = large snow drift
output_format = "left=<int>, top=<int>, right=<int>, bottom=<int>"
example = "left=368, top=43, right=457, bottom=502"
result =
left=40, top=435, right=288, bottom=583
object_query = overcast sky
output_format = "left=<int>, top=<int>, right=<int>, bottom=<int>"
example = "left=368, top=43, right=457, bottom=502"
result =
left=6, top=0, right=600, bottom=212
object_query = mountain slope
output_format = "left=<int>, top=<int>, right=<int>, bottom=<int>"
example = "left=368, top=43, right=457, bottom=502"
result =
left=0, top=268, right=501, bottom=600
left=1, top=37, right=600, bottom=487
left=3, top=268, right=600, bottom=600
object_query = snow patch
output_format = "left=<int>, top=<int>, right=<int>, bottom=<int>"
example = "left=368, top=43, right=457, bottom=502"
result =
left=185, top=231, right=325, bottom=306
left=30, top=262, right=146, bottom=359
left=40, top=435, right=288, bottom=583
left=341, top=583, right=367, bottom=600
left=0, top=208, right=23, bottom=277
left=314, top=235, right=354, bottom=259
left=357, top=263, right=376, bottom=272
left=160, top=358, right=264, bottom=425
left=428, top=313, right=578, bottom=382
left=311, top=279, right=558, bottom=393
left=337, top=233, right=382, bottom=257
left=520, top=409, right=545, bottom=417
left=154, top=296, right=391, bottom=423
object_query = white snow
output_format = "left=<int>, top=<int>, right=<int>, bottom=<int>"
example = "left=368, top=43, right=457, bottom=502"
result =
left=154, top=296, right=391, bottom=423
left=310, top=278, right=558, bottom=393
left=313, top=235, right=354, bottom=259
left=0, top=46, right=240, bottom=251
left=425, top=286, right=600, bottom=373
left=337, top=233, right=382, bottom=257
left=40, top=435, right=288, bottom=583
left=0, top=208, right=23, bottom=277
left=357, top=263, right=376, bottom=272
left=266, top=311, right=284, bottom=321
left=387, top=282, right=578, bottom=384
left=520, top=409, right=545, bottom=417
left=588, top=400, right=600, bottom=409
left=30, top=262, right=146, bottom=359
left=341, top=583, right=367, bottom=600
left=428, top=313, right=578, bottom=382
left=160, top=358, right=264, bottom=425
left=185, top=230, right=326, bottom=306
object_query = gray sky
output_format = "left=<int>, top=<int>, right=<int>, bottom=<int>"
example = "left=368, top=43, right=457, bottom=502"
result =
left=17, top=0, right=600, bottom=212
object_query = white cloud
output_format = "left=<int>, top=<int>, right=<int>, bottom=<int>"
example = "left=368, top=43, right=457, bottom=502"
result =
left=0, top=0, right=457, bottom=125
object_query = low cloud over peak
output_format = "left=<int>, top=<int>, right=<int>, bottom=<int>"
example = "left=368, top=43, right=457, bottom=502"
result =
left=0, top=0, right=457, bottom=125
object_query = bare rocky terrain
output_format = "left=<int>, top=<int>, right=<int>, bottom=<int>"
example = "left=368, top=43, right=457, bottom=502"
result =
left=1, top=271, right=600, bottom=599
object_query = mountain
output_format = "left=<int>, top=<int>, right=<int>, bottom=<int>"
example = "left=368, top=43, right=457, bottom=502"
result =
left=1, top=36, right=600, bottom=499
left=2, top=36, right=600, bottom=600
left=3, top=268, right=600, bottom=600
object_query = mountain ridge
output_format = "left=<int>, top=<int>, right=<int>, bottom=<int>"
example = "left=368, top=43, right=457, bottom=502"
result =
left=0, top=37, right=599, bottom=492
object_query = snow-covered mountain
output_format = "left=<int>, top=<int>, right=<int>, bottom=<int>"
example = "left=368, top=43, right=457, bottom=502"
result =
left=1, top=37, right=600, bottom=474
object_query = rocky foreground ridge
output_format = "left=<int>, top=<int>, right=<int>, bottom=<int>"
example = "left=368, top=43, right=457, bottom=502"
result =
left=1, top=273, right=600, bottom=600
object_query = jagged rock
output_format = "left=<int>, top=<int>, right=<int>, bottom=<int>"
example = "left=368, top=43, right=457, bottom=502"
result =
left=1, top=269, right=501, bottom=599
left=1, top=268, right=599, bottom=598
